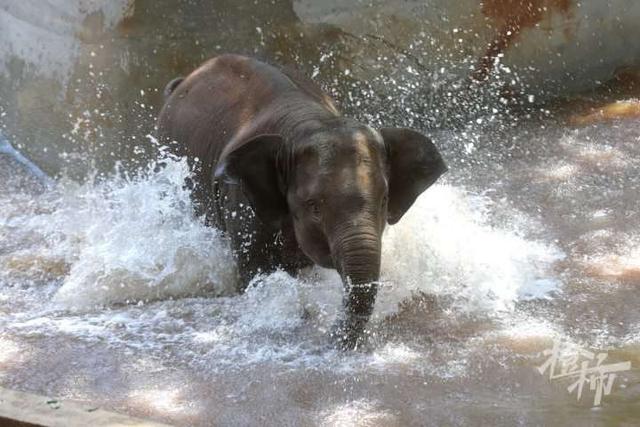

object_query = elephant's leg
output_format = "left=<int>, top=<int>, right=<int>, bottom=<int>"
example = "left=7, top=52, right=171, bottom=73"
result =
left=219, top=187, right=312, bottom=291
left=186, top=172, right=221, bottom=229
left=232, top=230, right=281, bottom=291
left=270, top=224, right=313, bottom=277
left=232, top=223, right=313, bottom=291
left=223, top=200, right=279, bottom=292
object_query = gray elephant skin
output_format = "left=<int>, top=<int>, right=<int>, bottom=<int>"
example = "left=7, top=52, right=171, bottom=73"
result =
left=157, top=54, right=446, bottom=349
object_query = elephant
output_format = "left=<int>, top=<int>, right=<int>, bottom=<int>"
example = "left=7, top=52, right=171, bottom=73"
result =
left=156, top=54, right=446, bottom=349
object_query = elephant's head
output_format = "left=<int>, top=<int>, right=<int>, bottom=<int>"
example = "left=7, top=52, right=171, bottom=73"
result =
left=216, top=122, right=446, bottom=349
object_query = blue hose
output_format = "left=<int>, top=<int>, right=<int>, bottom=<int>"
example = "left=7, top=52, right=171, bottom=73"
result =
left=0, top=131, right=56, bottom=189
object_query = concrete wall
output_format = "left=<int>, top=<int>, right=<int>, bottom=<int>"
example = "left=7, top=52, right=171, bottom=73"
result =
left=295, top=0, right=640, bottom=92
left=0, top=0, right=638, bottom=176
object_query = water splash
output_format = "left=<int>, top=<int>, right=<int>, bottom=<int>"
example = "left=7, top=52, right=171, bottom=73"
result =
left=1, top=154, right=237, bottom=310
left=378, top=185, right=563, bottom=315
left=0, top=145, right=567, bottom=376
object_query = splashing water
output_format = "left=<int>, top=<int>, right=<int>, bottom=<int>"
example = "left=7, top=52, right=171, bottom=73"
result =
left=1, top=154, right=238, bottom=310
left=1, top=146, right=562, bottom=343
left=0, top=136, right=580, bottom=427
left=379, top=185, right=563, bottom=315
left=5, top=117, right=640, bottom=425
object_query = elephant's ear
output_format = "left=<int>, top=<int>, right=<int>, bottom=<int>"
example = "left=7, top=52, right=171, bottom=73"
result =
left=381, top=128, right=447, bottom=225
left=214, top=134, right=288, bottom=229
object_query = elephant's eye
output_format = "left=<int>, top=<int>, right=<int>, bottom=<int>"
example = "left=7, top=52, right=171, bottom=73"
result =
left=382, top=195, right=388, bottom=206
left=305, top=199, right=321, bottom=217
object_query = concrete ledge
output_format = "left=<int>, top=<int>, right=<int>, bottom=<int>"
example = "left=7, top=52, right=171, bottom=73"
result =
left=0, top=387, right=172, bottom=427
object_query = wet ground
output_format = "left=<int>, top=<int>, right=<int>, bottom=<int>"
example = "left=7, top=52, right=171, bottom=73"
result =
left=1, top=88, right=639, bottom=425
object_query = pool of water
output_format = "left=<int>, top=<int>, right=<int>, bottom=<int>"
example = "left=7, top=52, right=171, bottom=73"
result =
left=1, top=93, right=639, bottom=425
left=2, top=1, right=640, bottom=424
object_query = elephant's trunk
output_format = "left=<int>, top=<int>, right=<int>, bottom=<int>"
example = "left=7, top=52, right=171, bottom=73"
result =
left=331, top=226, right=382, bottom=349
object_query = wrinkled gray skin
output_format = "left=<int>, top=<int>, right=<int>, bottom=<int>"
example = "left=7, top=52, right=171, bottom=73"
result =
left=157, top=54, right=446, bottom=349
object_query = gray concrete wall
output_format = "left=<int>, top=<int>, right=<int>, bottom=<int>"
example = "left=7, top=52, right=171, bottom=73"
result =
left=1, top=0, right=638, bottom=177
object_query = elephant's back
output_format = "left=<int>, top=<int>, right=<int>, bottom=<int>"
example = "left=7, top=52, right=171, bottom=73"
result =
left=156, top=54, right=293, bottom=169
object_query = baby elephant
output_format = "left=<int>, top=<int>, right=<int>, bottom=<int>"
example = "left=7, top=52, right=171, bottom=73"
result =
left=157, top=54, right=446, bottom=349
